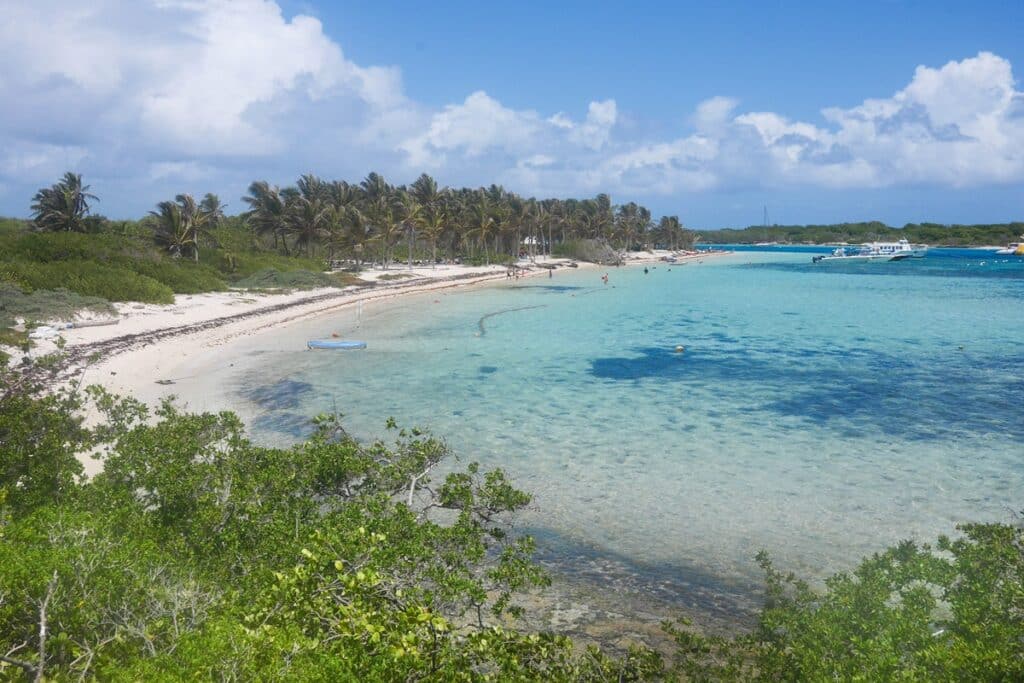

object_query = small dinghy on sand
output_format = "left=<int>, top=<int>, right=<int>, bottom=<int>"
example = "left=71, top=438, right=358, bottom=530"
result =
left=307, top=340, right=367, bottom=350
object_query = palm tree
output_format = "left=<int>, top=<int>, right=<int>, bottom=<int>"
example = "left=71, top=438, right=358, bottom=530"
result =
left=410, top=173, right=441, bottom=210
left=286, top=195, right=331, bottom=257
left=360, top=173, right=397, bottom=267
left=417, top=203, right=447, bottom=268
left=506, top=196, right=531, bottom=261
left=656, top=215, right=695, bottom=251
left=467, top=193, right=497, bottom=264
left=30, top=172, right=99, bottom=232
left=151, top=194, right=210, bottom=262
left=323, top=181, right=362, bottom=263
left=616, top=202, right=649, bottom=251
left=539, top=199, right=559, bottom=257
left=199, top=193, right=226, bottom=228
left=560, top=198, right=580, bottom=244
left=242, top=181, right=289, bottom=253
left=297, top=173, right=327, bottom=202
left=592, top=193, right=614, bottom=243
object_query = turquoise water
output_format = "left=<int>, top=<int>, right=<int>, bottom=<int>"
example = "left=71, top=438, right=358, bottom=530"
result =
left=202, top=250, right=1024, bottom=614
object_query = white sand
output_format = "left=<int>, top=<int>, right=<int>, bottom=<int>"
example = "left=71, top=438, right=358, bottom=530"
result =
left=10, top=251, right=720, bottom=476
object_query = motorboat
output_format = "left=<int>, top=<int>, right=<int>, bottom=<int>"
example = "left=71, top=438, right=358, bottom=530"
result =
left=994, top=238, right=1024, bottom=255
left=812, top=239, right=927, bottom=263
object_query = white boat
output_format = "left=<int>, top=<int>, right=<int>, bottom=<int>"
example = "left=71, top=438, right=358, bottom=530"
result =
left=994, top=238, right=1024, bottom=255
left=812, top=239, right=928, bottom=263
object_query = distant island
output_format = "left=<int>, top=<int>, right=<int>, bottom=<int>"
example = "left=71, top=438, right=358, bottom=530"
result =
left=698, top=221, right=1023, bottom=247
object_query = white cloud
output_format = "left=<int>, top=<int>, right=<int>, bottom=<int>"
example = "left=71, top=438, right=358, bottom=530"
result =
left=569, top=52, right=1024, bottom=196
left=0, top=2, right=1021, bottom=218
left=399, top=91, right=544, bottom=167
left=399, top=93, right=619, bottom=169
left=0, top=0, right=413, bottom=204
left=815, top=52, right=1024, bottom=187
left=569, top=100, right=618, bottom=150
left=692, top=96, right=738, bottom=136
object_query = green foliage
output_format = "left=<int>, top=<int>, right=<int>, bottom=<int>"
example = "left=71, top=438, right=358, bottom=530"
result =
left=462, top=250, right=506, bottom=266
left=30, top=172, right=99, bottom=233
left=129, top=259, right=227, bottom=294
left=0, top=282, right=115, bottom=352
left=0, top=283, right=115, bottom=328
left=0, top=217, right=28, bottom=235
left=0, top=225, right=354, bottom=310
left=0, top=359, right=89, bottom=515
left=753, top=528, right=1024, bottom=681
left=551, top=238, right=620, bottom=264
left=0, top=369, right=668, bottom=679
left=1, top=351, right=1022, bottom=679
left=1, top=259, right=175, bottom=303
left=0, top=327, right=28, bottom=351
left=0, top=506, right=218, bottom=680
left=232, top=267, right=344, bottom=290
left=701, top=221, right=1024, bottom=246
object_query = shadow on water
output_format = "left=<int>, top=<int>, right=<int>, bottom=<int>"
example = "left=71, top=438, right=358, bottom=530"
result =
left=590, top=345, right=1024, bottom=443
left=525, top=526, right=760, bottom=628
left=252, top=412, right=316, bottom=440
left=244, top=378, right=314, bottom=410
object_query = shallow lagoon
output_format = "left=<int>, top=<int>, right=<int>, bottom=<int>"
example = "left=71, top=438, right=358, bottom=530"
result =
left=191, top=250, right=1024, bottom=616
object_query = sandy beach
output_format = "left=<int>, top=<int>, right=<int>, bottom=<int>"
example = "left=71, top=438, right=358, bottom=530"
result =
left=13, top=250, right=717, bottom=476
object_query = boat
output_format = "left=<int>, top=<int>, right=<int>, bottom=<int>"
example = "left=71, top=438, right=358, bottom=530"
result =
left=812, top=239, right=928, bottom=263
left=994, top=238, right=1024, bottom=255
left=307, top=340, right=367, bottom=350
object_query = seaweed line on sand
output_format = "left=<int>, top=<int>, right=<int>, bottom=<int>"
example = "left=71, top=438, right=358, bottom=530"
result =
left=52, top=270, right=526, bottom=378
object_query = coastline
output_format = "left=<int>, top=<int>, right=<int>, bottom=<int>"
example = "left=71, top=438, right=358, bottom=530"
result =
left=26, top=250, right=719, bottom=477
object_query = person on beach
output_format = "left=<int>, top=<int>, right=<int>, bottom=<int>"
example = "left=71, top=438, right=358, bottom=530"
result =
left=548, top=269, right=552, bottom=278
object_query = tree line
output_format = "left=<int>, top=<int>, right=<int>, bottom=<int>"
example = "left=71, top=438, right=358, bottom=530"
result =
left=29, top=172, right=698, bottom=267
left=701, top=221, right=1024, bottom=246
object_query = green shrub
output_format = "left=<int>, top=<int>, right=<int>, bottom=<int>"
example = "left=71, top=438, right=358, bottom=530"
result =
left=0, top=283, right=114, bottom=328
left=2, top=261, right=173, bottom=304
left=0, top=231, right=122, bottom=262
left=226, top=251, right=326, bottom=279
left=0, top=226, right=344, bottom=304
left=552, top=238, right=621, bottom=264
left=131, top=259, right=227, bottom=294
left=232, top=268, right=342, bottom=290
left=0, top=217, right=28, bottom=236
left=462, top=250, right=507, bottom=266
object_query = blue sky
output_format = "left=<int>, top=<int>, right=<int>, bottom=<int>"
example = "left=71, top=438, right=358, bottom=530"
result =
left=2, top=1, right=1023, bottom=227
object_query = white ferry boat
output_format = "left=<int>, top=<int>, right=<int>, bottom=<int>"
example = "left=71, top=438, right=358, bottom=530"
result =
left=812, top=239, right=928, bottom=263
